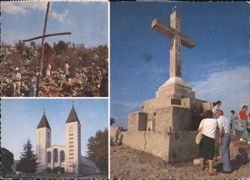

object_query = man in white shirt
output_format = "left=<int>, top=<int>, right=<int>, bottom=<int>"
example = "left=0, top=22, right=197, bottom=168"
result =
left=215, top=109, right=232, bottom=173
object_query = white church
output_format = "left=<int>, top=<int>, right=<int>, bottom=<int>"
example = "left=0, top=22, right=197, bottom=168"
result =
left=36, top=105, right=97, bottom=174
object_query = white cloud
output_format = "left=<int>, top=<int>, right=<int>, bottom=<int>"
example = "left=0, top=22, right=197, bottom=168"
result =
left=1, top=2, right=47, bottom=15
left=1, top=2, right=26, bottom=15
left=51, top=10, right=69, bottom=22
left=2, top=2, right=70, bottom=23
left=192, top=66, right=249, bottom=118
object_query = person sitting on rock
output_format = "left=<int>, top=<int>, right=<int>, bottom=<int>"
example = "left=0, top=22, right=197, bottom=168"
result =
left=12, top=67, right=22, bottom=97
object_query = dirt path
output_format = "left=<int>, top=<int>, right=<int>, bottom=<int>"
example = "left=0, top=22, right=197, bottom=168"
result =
left=111, top=145, right=250, bottom=179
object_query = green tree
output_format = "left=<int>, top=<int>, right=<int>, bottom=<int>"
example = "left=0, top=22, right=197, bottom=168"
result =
left=15, top=40, right=25, bottom=53
left=1, top=148, right=14, bottom=177
left=53, top=40, right=69, bottom=54
left=16, top=139, right=38, bottom=173
left=87, top=129, right=108, bottom=174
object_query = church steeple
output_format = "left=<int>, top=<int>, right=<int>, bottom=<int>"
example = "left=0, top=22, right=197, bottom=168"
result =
left=37, top=110, right=51, bottom=129
left=36, top=109, right=51, bottom=170
left=65, top=103, right=81, bottom=174
left=65, top=104, right=80, bottom=124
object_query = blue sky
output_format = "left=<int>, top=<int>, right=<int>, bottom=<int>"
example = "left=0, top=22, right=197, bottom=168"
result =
left=110, top=2, right=249, bottom=127
left=1, top=1, right=108, bottom=47
left=1, top=99, right=108, bottom=160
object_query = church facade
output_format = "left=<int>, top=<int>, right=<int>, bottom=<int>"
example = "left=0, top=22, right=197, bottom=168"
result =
left=36, top=105, right=96, bottom=174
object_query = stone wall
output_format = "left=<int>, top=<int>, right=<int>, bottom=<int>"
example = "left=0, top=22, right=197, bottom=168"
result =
left=128, top=112, right=148, bottom=131
left=168, top=131, right=199, bottom=162
left=156, top=106, right=191, bottom=132
left=122, top=131, right=170, bottom=161
left=122, top=130, right=199, bottom=163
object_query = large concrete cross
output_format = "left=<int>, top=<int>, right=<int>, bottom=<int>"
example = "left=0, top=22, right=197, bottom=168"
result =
left=152, top=9, right=195, bottom=78
left=22, top=2, right=71, bottom=96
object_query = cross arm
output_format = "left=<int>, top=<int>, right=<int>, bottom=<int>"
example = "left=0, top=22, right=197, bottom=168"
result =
left=152, top=18, right=195, bottom=48
left=152, top=19, right=174, bottom=38
left=179, top=32, right=195, bottom=48
left=22, top=32, right=72, bottom=42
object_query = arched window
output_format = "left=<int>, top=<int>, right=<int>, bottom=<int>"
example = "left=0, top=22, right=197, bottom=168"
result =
left=47, top=151, right=51, bottom=163
left=60, top=151, right=65, bottom=162
left=53, top=149, right=58, bottom=162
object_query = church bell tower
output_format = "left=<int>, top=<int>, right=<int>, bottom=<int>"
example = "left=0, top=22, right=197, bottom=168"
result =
left=36, top=110, right=51, bottom=170
left=65, top=104, right=81, bottom=174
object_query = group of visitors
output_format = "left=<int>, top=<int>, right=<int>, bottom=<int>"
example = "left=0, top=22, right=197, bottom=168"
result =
left=11, top=60, right=106, bottom=97
left=197, top=101, right=249, bottom=176
left=11, top=61, right=71, bottom=97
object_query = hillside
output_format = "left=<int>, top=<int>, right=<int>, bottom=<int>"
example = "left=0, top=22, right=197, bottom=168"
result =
left=0, top=41, right=108, bottom=97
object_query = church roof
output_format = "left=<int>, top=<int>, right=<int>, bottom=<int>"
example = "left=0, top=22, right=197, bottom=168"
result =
left=37, top=112, right=51, bottom=130
left=66, top=105, right=80, bottom=124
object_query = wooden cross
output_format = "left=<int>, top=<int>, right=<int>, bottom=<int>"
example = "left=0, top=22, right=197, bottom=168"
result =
left=22, top=2, right=71, bottom=96
left=152, top=8, right=195, bottom=78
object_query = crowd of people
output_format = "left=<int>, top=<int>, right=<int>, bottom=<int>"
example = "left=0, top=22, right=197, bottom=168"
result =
left=9, top=60, right=107, bottom=97
left=10, top=61, right=70, bottom=97
left=197, top=101, right=249, bottom=176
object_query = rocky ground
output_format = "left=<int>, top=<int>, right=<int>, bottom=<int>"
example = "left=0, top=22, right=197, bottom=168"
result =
left=111, top=145, right=250, bottom=179
left=1, top=67, right=108, bottom=97
left=0, top=44, right=108, bottom=97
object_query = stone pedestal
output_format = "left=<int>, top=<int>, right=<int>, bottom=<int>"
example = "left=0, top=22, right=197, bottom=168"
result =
left=123, top=77, right=208, bottom=163
left=155, top=106, right=192, bottom=133
left=156, top=77, right=195, bottom=100
left=143, top=77, right=195, bottom=114
left=128, top=112, right=148, bottom=132
left=122, top=130, right=199, bottom=163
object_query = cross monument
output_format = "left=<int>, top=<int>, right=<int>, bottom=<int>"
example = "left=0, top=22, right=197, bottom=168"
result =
left=152, top=8, right=195, bottom=78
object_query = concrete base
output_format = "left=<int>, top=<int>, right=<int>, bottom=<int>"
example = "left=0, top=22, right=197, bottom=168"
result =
left=128, top=112, right=148, bottom=131
left=143, top=77, right=195, bottom=114
left=122, top=130, right=199, bottom=163
left=122, top=76, right=209, bottom=163
left=155, top=106, right=192, bottom=133
left=156, top=77, right=195, bottom=100
left=168, top=131, right=199, bottom=162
